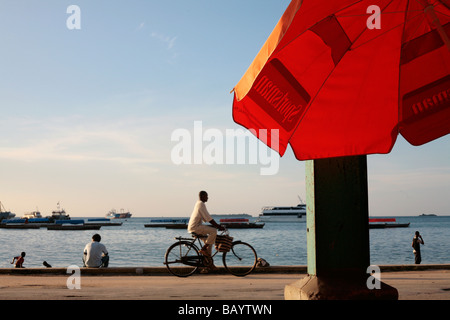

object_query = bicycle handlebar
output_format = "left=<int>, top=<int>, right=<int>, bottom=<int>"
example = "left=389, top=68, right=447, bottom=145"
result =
left=219, top=227, right=229, bottom=235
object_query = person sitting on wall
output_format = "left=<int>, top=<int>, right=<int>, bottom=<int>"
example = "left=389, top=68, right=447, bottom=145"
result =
left=83, top=234, right=109, bottom=268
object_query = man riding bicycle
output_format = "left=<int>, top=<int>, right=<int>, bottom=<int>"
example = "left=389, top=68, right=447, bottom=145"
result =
left=187, top=191, right=225, bottom=272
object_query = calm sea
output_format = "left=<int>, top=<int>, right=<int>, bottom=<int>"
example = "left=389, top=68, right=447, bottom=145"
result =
left=1, top=215, right=449, bottom=268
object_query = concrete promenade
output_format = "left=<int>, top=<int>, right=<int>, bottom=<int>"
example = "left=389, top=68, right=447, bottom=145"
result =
left=0, top=264, right=449, bottom=300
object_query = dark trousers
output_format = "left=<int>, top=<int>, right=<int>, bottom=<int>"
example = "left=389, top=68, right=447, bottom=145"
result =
left=414, top=251, right=421, bottom=264
left=82, top=255, right=109, bottom=268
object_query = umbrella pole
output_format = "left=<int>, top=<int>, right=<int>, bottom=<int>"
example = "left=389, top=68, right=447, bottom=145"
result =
left=285, top=155, right=398, bottom=300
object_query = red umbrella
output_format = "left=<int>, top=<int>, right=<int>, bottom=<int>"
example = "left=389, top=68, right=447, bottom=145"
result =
left=232, top=0, right=450, bottom=160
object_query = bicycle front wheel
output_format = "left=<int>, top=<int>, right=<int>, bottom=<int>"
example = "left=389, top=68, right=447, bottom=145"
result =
left=164, top=241, right=200, bottom=277
left=222, top=241, right=257, bottom=277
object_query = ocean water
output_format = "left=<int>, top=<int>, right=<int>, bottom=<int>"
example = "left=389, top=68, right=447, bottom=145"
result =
left=0, top=216, right=448, bottom=268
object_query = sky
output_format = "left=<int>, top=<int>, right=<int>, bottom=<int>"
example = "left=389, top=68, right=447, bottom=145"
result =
left=0, top=0, right=449, bottom=218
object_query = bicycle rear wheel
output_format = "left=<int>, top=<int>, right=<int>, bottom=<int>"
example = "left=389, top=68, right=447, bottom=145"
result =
left=164, top=241, right=200, bottom=277
left=222, top=241, right=257, bottom=277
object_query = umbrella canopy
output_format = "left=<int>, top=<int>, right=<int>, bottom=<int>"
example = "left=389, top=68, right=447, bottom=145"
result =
left=232, top=0, right=450, bottom=160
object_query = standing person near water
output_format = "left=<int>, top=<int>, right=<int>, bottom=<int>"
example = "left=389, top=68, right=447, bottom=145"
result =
left=11, top=252, right=26, bottom=268
left=412, top=231, right=424, bottom=264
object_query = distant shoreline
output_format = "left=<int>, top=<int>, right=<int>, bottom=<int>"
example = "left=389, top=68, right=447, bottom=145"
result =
left=34, top=214, right=449, bottom=219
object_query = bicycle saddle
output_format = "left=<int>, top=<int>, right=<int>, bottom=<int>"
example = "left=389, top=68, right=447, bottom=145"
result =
left=191, top=233, right=207, bottom=239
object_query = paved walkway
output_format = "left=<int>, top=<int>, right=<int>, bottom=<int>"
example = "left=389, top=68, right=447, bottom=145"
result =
left=0, top=265, right=449, bottom=300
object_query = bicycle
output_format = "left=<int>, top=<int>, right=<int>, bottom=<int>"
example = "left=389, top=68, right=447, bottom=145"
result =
left=164, top=230, right=258, bottom=277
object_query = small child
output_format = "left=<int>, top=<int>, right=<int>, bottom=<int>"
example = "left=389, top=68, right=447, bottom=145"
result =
left=11, top=252, right=26, bottom=268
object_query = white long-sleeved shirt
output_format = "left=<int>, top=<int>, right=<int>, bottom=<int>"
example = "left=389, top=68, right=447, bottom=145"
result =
left=188, top=200, right=213, bottom=231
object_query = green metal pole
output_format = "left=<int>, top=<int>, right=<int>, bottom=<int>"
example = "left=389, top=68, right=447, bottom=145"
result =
left=285, top=155, right=398, bottom=299
left=306, top=155, right=370, bottom=276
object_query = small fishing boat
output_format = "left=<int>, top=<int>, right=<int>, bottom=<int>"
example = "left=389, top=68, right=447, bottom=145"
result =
left=369, top=218, right=410, bottom=229
left=49, top=202, right=71, bottom=220
left=145, top=219, right=188, bottom=228
left=26, top=218, right=53, bottom=227
left=220, top=218, right=265, bottom=229
left=0, top=218, right=51, bottom=228
left=164, top=223, right=189, bottom=229
left=47, top=220, right=101, bottom=230
left=0, top=222, right=40, bottom=229
left=47, top=224, right=101, bottom=231
left=85, top=218, right=122, bottom=226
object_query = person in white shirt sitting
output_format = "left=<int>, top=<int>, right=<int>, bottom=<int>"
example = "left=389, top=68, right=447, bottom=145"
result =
left=83, top=234, right=109, bottom=268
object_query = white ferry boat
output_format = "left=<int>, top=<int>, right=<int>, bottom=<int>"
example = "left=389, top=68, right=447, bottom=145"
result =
left=22, top=211, right=43, bottom=219
left=258, top=198, right=306, bottom=222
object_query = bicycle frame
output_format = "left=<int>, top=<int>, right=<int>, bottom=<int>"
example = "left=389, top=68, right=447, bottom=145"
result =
left=165, top=232, right=258, bottom=277
left=173, top=236, right=219, bottom=267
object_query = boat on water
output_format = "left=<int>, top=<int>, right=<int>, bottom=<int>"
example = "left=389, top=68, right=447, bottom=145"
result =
left=0, top=224, right=41, bottom=229
left=0, top=219, right=41, bottom=229
left=369, top=218, right=410, bottom=229
left=1, top=216, right=53, bottom=228
left=22, top=211, right=43, bottom=219
left=106, top=209, right=132, bottom=219
left=85, top=218, right=122, bottom=226
left=1, top=218, right=104, bottom=230
left=258, top=198, right=306, bottom=223
left=26, top=218, right=52, bottom=226
left=220, top=218, right=265, bottom=229
left=144, top=218, right=188, bottom=228
left=49, top=203, right=71, bottom=220
left=0, top=201, right=16, bottom=221
left=47, top=224, right=101, bottom=230
left=164, top=223, right=189, bottom=229
left=47, top=220, right=101, bottom=230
